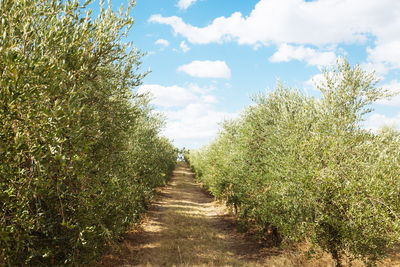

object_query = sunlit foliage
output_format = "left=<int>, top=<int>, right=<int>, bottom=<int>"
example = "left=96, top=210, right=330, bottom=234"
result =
left=188, top=59, right=400, bottom=266
left=0, top=0, right=177, bottom=265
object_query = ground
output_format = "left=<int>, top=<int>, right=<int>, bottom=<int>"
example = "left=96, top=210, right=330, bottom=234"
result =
left=100, top=162, right=400, bottom=267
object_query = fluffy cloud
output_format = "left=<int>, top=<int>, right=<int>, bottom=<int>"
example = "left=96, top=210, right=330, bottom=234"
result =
left=138, top=83, right=236, bottom=148
left=377, top=80, right=400, bottom=106
left=366, top=41, right=400, bottom=73
left=305, top=73, right=324, bottom=91
left=137, top=84, right=198, bottom=107
left=163, top=103, right=236, bottom=147
left=365, top=113, right=400, bottom=132
left=305, top=71, right=339, bottom=91
left=177, top=60, right=231, bottom=78
left=360, top=61, right=388, bottom=75
left=155, top=39, right=169, bottom=47
left=201, top=95, right=218, bottom=104
left=148, top=13, right=243, bottom=45
left=187, top=83, right=215, bottom=94
left=150, top=0, right=400, bottom=68
left=177, top=0, right=198, bottom=10
left=180, top=41, right=190, bottom=53
left=149, top=0, right=398, bottom=45
left=270, top=44, right=336, bottom=66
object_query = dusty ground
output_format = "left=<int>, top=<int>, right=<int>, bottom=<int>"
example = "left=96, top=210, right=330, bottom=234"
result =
left=100, top=162, right=400, bottom=267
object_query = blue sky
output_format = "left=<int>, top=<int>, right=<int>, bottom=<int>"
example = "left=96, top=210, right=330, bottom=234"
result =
left=117, top=0, right=400, bottom=149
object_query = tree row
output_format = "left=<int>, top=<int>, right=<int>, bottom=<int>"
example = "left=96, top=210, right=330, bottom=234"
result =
left=0, top=1, right=177, bottom=265
left=188, top=59, right=400, bottom=266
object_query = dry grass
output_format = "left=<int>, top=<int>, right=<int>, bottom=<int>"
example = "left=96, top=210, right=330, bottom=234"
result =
left=99, top=162, right=400, bottom=267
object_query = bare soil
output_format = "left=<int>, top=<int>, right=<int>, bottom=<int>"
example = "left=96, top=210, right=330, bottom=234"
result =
left=100, top=162, right=400, bottom=267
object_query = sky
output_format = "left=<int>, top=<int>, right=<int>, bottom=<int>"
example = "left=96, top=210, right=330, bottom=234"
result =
left=116, top=0, right=400, bottom=149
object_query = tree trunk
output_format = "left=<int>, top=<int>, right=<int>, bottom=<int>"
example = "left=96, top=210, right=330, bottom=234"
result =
left=332, top=249, right=342, bottom=267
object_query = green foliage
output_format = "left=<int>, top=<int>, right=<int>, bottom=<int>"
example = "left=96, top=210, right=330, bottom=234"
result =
left=188, top=58, right=400, bottom=266
left=0, top=0, right=177, bottom=265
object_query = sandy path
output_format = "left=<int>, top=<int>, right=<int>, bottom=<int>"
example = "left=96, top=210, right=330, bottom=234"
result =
left=100, top=162, right=281, bottom=266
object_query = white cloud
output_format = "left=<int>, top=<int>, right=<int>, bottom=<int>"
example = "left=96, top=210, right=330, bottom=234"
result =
left=180, top=41, right=190, bottom=53
left=305, top=73, right=324, bottom=91
left=187, top=83, right=215, bottom=94
left=365, top=113, right=400, bottom=132
left=148, top=13, right=243, bottom=45
left=305, top=72, right=337, bottom=91
left=201, top=95, right=218, bottom=104
left=155, top=39, right=169, bottom=47
left=150, top=0, right=400, bottom=68
left=163, top=103, right=237, bottom=148
left=177, top=60, right=231, bottom=79
left=149, top=0, right=399, bottom=46
left=177, top=0, right=198, bottom=10
left=137, top=84, right=198, bottom=107
left=270, top=44, right=336, bottom=66
left=144, top=51, right=156, bottom=57
left=360, top=61, right=389, bottom=75
left=377, top=80, right=400, bottom=106
left=138, top=83, right=236, bottom=149
left=366, top=41, right=400, bottom=73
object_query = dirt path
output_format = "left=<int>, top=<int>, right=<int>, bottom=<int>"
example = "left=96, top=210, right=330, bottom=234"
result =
left=100, top=162, right=286, bottom=266
left=100, top=162, right=400, bottom=267
left=96, top=163, right=400, bottom=267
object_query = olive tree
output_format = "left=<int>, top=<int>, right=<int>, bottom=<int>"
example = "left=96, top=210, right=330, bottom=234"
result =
left=0, top=0, right=177, bottom=265
left=188, top=58, right=400, bottom=266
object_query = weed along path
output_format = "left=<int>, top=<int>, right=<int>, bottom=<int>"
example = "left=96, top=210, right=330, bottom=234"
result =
left=100, top=162, right=283, bottom=267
